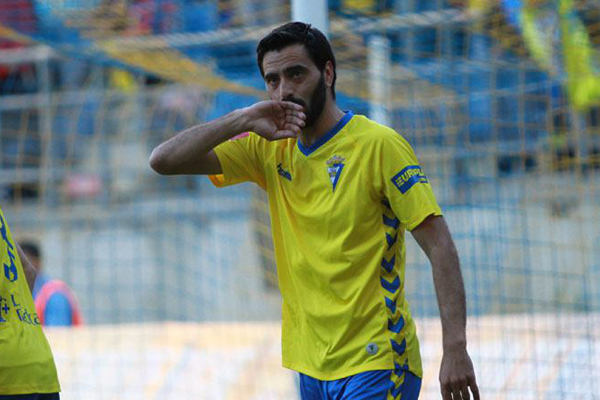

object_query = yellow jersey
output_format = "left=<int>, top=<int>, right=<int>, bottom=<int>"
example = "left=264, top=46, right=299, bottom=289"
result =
left=0, top=206, right=60, bottom=395
left=210, top=112, right=442, bottom=380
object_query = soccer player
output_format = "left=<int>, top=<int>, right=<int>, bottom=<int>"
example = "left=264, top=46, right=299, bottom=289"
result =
left=150, top=22, right=479, bottom=400
left=0, top=205, right=61, bottom=400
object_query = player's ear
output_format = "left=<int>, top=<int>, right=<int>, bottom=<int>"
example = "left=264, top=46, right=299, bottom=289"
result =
left=324, top=61, right=335, bottom=88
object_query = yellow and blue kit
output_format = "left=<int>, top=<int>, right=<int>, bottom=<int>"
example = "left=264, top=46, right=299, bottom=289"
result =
left=210, top=112, right=442, bottom=383
left=0, top=206, right=60, bottom=395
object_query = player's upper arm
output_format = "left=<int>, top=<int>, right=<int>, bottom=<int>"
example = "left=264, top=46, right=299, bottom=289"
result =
left=183, top=149, right=223, bottom=175
left=16, top=242, right=37, bottom=292
left=411, top=214, right=456, bottom=259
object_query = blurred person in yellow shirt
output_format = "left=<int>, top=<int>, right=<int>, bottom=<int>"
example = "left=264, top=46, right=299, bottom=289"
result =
left=0, top=205, right=60, bottom=400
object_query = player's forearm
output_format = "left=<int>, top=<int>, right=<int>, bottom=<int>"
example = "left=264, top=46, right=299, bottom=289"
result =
left=16, top=243, right=37, bottom=293
left=430, top=245, right=467, bottom=351
left=149, top=108, right=248, bottom=174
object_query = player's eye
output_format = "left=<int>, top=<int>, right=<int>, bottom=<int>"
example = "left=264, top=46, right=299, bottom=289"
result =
left=266, top=76, right=279, bottom=86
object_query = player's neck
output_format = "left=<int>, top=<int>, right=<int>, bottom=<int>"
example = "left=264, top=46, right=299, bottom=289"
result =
left=299, top=104, right=345, bottom=148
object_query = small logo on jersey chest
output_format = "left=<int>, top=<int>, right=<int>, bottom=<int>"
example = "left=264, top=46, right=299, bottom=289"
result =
left=277, top=163, right=292, bottom=181
left=326, top=155, right=345, bottom=191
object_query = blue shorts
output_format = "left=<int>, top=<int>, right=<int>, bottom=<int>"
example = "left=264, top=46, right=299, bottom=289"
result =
left=0, top=395, right=59, bottom=400
left=299, top=369, right=421, bottom=400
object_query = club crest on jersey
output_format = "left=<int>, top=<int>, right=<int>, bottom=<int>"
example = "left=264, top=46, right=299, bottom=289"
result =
left=391, top=165, right=428, bottom=194
left=326, top=155, right=345, bottom=191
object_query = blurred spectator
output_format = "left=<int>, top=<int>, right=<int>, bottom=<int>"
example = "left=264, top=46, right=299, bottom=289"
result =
left=0, top=0, right=38, bottom=95
left=90, top=0, right=181, bottom=36
left=330, top=0, right=393, bottom=15
left=0, top=0, right=37, bottom=48
left=20, top=240, right=83, bottom=326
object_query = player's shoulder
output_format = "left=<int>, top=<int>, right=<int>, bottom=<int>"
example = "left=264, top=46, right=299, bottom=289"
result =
left=230, top=131, right=263, bottom=144
left=348, top=114, right=412, bottom=148
left=232, top=131, right=295, bottom=150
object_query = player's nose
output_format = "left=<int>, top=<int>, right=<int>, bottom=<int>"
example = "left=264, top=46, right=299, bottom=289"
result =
left=278, top=79, right=294, bottom=101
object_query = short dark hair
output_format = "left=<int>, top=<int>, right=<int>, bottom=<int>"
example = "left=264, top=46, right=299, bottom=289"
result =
left=19, top=240, right=40, bottom=259
left=256, top=21, right=337, bottom=99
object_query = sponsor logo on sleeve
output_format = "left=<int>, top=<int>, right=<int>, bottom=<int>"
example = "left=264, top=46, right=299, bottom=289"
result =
left=391, top=165, right=428, bottom=194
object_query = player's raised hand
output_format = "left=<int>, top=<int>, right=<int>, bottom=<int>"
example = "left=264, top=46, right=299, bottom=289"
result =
left=439, top=347, right=480, bottom=400
left=243, top=100, right=306, bottom=140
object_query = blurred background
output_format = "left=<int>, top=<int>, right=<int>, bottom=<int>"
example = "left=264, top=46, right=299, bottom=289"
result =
left=0, top=0, right=599, bottom=398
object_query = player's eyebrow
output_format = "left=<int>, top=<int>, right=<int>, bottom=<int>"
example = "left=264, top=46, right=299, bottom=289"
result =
left=264, top=64, right=308, bottom=81
left=264, top=72, right=279, bottom=81
left=283, top=65, right=307, bottom=75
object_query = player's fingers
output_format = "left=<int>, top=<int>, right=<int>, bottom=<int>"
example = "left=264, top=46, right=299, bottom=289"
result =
left=283, top=109, right=306, bottom=125
left=280, top=100, right=305, bottom=112
left=286, top=109, right=306, bottom=120
left=285, top=114, right=306, bottom=128
left=454, top=376, right=471, bottom=400
left=283, top=123, right=302, bottom=135
left=271, top=101, right=285, bottom=115
left=468, top=376, right=480, bottom=400
left=272, top=103, right=293, bottom=121
left=451, top=386, right=464, bottom=400
left=441, top=385, right=453, bottom=400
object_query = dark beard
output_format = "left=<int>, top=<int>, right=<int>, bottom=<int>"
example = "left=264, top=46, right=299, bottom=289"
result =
left=285, top=74, right=327, bottom=128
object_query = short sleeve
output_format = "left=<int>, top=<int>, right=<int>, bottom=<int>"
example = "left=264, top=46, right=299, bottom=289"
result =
left=378, top=133, right=442, bottom=231
left=209, top=132, right=267, bottom=189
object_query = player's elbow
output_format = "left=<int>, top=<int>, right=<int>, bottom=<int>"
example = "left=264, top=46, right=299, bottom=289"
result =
left=149, top=147, right=175, bottom=175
